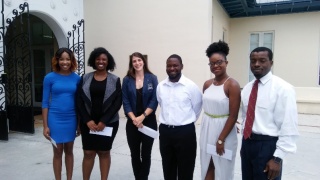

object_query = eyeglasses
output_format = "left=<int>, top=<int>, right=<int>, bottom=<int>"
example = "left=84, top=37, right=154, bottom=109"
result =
left=208, top=60, right=225, bottom=67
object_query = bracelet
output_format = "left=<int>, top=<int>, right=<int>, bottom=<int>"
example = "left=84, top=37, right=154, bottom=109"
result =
left=143, top=112, right=147, bottom=117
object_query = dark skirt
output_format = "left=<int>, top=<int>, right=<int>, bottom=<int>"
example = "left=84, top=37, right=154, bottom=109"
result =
left=80, top=120, right=119, bottom=151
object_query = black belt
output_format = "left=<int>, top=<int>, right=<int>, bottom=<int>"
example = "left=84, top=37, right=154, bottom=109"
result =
left=245, top=133, right=278, bottom=141
left=160, top=123, right=193, bottom=128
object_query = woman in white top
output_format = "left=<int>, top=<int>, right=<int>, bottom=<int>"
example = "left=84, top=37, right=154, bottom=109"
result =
left=200, top=41, right=241, bottom=180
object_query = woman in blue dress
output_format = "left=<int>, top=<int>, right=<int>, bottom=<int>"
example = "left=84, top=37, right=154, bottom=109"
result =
left=42, top=48, right=80, bottom=180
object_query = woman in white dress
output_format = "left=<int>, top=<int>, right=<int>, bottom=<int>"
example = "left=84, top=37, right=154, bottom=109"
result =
left=200, top=41, right=241, bottom=180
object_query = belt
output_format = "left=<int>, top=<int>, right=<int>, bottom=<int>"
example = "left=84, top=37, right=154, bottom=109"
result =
left=204, top=112, right=229, bottom=118
left=160, top=123, right=193, bottom=128
left=246, top=133, right=278, bottom=141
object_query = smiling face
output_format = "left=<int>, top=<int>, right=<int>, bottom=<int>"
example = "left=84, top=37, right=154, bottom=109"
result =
left=208, top=53, right=228, bottom=77
left=250, top=51, right=273, bottom=79
left=132, top=56, right=144, bottom=72
left=95, top=53, right=108, bottom=71
left=58, top=52, right=71, bottom=73
left=166, top=57, right=183, bottom=82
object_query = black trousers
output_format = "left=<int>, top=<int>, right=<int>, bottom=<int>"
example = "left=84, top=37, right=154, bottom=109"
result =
left=240, top=134, right=282, bottom=180
left=126, top=114, right=157, bottom=180
left=159, top=123, right=197, bottom=180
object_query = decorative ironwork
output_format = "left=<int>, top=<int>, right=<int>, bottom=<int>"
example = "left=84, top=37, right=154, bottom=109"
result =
left=0, top=0, right=8, bottom=140
left=0, top=0, right=6, bottom=111
left=1, top=2, right=34, bottom=134
left=5, top=34, right=32, bottom=107
left=68, top=19, right=85, bottom=76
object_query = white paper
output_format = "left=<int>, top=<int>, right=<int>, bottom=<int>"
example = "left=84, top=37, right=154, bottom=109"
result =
left=138, top=126, right=159, bottom=139
left=50, top=137, right=57, bottom=148
left=90, top=127, right=113, bottom=137
left=206, top=144, right=233, bottom=161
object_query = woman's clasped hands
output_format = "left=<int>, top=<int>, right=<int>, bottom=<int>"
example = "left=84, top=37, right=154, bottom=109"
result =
left=87, top=120, right=106, bottom=132
left=132, top=115, right=144, bottom=128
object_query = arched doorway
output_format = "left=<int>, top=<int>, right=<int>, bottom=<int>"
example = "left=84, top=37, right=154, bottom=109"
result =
left=29, top=15, right=59, bottom=110
left=0, top=2, right=84, bottom=140
left=4, top=13, right=58, bottom=134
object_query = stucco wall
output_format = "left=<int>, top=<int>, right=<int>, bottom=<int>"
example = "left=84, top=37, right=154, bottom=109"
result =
left=228, top=12, right=320, bottom=88
left=84, top=0, right=214, bottom=89
left=228, top=12, right=320, bottom=114
left=212, top=0, right=230, bottom=43
left=1, top=0, right=83, bottom=47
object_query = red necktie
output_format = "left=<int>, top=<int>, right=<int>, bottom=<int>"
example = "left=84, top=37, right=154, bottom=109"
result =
left=243, top=79, right=259, bottom=139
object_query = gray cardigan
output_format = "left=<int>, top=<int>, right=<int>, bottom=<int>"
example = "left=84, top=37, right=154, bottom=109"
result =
left=77, top=72, right=122, bottom=124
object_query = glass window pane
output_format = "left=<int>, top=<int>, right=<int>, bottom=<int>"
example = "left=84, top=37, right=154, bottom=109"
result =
left=263, top=33, right=273, bottom=49
left=250, top=34, right=259, bottom=51
left=249, top=32, right=274, bottom=82
left=249, top=34, right=260, bottom=82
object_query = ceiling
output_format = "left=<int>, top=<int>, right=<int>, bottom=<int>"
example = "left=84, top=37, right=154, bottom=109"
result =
left=218, top=0, right=320, bottom=18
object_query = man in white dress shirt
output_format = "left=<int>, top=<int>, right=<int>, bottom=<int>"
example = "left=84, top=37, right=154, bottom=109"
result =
left=157, top=54, right=202, bottom=180
left=241, top=47, right=299, bottom=180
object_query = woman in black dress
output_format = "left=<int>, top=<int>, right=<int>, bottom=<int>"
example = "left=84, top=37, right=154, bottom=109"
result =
left=77, top=47, right=122, bottom=180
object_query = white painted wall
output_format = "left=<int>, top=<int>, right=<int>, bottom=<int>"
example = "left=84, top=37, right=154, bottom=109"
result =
left=228, top=12, right=320, bottom=114
left=212, top=0, right=230, bottom=43
left=229, top=12, right=320, bottom=88
left=1, top=0, right=83, bottom=47
left=84, top=0, right=213, bottom=89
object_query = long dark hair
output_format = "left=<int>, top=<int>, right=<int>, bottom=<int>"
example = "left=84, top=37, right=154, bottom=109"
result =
left=126, top=52, right=153, bottom=78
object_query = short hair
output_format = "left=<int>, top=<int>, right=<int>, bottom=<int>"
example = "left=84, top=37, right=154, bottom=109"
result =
left=87, top=47, right=116, bottom=71
left=250, top=47, right=273, bottom=61
left=126, top=52, right=153, bottom=78
left=205, top=40, right=229, bottom=59
left=167, top=54, right=183, bottom=64
left=52, top=47, right=77, bottom=72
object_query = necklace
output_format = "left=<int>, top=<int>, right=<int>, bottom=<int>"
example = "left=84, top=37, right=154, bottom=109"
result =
left=213, top=76, right=229, bottom=86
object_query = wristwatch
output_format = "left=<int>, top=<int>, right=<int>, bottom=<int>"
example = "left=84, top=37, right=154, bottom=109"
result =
left=273, top=156, right=282, bottom=164
left=217, top=139, right=224, bottom=145
left=143, top=112, right=147, bottom=117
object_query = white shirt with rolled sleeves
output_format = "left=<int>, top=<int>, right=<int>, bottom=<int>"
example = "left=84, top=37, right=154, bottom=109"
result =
left=241, top=71, right=299, bottom=159
left=157, top=74, right=203, bottom=126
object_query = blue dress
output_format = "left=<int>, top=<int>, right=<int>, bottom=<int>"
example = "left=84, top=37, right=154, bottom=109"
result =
left=42, top=72, right=80, bottom=143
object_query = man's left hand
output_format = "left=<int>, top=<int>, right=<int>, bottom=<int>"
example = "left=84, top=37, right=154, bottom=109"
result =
left=264, top=159, right=281, bottom=180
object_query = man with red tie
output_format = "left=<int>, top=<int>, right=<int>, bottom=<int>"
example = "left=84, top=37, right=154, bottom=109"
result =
left=240, top=47, right=299, bottom=180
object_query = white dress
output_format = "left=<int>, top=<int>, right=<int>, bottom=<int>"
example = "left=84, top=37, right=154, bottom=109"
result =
left=199, top=79, right=238, bottom=180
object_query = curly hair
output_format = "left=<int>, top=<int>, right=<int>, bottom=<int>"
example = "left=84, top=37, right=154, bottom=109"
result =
left=205, top=40, right=229, bottom=59
left=126, top=52, right=153, bottom=78
left=87, top=47, right=116, bottom=71
left=51, top=47, right=77, bottom=72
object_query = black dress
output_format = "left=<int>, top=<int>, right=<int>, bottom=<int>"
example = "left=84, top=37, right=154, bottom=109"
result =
left=81, top=77, right=119, bottom=151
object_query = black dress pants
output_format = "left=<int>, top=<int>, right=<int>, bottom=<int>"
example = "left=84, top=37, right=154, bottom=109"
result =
left=241, top=134, right=282, bottom=180
left=159, top=123, right=197, bottom=180
left=126, top=114, right=157, bottom=180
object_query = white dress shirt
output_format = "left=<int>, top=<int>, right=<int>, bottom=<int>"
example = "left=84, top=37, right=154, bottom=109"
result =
left=241, top=72, right=299, bottom=159
left=157, top=74, right=202, bottom=126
